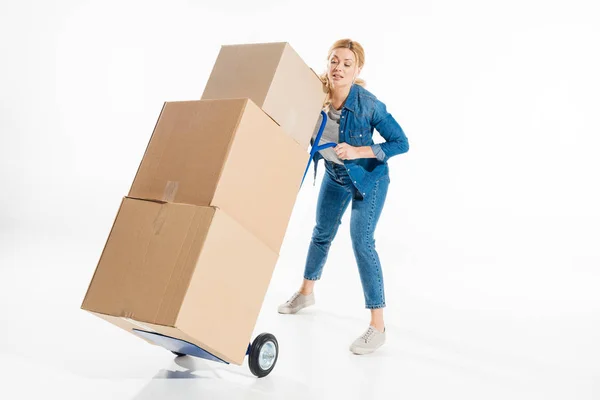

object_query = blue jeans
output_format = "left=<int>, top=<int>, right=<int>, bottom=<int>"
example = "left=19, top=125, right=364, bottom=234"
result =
left=303, top=160, right=390, bottom=309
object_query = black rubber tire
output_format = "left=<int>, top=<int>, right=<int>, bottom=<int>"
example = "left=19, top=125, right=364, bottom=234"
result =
left=248, top=333, right=278, bottom=378
left=171, top=351, right=186, bottom=357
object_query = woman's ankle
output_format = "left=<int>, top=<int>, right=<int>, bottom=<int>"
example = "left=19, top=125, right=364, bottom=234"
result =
left=300, top=279, right=315, bottom=295
left=370, top=322, right=385, bottom=332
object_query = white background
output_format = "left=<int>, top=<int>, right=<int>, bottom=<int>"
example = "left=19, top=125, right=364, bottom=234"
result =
left=1, top=0, right=599, bottom=398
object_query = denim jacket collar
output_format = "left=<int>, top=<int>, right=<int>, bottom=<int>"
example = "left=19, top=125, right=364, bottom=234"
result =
left=341, top=83, right=359, bottom=113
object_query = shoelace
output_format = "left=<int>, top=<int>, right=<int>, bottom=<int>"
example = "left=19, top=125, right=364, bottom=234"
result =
left=287, top=292, right=301, bottom=305
left=361, top=327, right=376, bottom=343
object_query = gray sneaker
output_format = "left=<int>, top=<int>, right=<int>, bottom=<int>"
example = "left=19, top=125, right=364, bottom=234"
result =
left=277, top=291, right=315, bottom=314
left=349, top=326, right=386, bottom=355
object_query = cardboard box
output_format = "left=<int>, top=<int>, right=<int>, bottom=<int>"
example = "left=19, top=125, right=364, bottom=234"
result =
left=201, top=42, right=325, bottom=150
left=129, top=98, right=308, bottom=255
left=81, top=197, right=278, bottom=365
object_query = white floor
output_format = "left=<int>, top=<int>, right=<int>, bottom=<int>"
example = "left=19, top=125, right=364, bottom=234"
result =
left=1, top=200, right=599, bottom=400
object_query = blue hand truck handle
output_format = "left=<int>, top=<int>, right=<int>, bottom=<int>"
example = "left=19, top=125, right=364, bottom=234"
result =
left=300, top=111, right=336, bottom=187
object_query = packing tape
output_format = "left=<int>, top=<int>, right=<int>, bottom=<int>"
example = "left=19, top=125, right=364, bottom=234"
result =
left=162, top=181, right=179, bottom=202
left=153, top=206, right=167, bottom=235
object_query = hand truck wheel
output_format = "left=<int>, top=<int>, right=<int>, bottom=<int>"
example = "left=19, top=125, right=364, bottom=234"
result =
left=248, top=333, right=278, bottom=378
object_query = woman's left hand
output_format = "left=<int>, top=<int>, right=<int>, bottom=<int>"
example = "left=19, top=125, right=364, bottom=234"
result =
left=334, top=143, right=360, bottom=160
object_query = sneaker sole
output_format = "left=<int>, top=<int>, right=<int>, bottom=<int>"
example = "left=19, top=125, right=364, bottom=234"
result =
left=349, top=342, right=384, bottom=355
left=277, top=299, right=315, bottom=314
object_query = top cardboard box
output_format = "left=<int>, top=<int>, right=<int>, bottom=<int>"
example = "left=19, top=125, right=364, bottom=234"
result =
left=201, top=42, right=325, bottom=150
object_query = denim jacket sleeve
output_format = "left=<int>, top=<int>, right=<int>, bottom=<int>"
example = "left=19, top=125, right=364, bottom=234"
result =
left=369, top=99, right=409, bottom=163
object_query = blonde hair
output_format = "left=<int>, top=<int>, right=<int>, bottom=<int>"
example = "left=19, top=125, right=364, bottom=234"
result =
left=320, top=38, right=366, bottom=111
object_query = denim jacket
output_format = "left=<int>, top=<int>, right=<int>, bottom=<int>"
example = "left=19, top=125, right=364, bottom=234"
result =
left=310, top=83, right=409, bottom=198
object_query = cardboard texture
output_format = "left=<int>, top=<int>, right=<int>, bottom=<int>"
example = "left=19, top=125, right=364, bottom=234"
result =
left=201, top=42, right=325, bottom=149
left=81, top=197, right=278, bottom=365
left=128, top=98, right=308, bottom=255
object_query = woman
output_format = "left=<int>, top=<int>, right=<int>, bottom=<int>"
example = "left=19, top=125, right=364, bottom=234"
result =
left=278, top=39, right=409, bottom=355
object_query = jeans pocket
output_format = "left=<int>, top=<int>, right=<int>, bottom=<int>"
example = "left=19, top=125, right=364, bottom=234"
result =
left=376, top=174, right=390, bottom=184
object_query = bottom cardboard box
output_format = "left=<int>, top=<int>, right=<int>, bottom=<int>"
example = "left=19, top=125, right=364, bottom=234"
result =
left=81, top=197, right=278, bottom=365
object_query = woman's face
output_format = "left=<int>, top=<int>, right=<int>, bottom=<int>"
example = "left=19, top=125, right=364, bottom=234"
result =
left=327, top=48, right=361, bottom=88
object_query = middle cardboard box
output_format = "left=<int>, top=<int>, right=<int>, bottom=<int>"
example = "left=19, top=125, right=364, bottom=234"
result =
left=129, top=98, right=308, bottom=255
